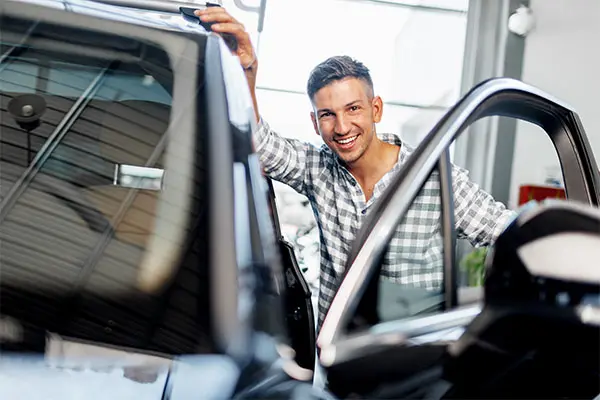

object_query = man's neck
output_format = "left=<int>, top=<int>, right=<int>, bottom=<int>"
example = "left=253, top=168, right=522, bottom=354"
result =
left=346, top=137, right=400, bottom=200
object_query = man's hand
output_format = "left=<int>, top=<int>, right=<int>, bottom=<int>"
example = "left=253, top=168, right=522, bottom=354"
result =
left=195, top=6, right=259, bottom=121
left=195, top=7, right=257, bottom=73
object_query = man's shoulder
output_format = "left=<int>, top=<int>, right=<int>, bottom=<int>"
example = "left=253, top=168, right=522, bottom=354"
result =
left=316, top=143, right=341, bottom=169
left=378, top=133, right=414, bottom=163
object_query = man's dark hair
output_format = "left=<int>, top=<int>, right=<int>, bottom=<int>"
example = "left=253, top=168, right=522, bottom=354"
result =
left=306, top=56, right=374, bottom=100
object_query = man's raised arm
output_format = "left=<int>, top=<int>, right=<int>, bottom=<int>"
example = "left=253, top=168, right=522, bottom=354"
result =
left=195, top=7, right=313, bottom=194
left=451, top=164, right=517, bottom=246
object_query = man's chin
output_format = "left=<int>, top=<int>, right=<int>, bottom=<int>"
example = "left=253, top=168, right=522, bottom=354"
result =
left=325, top=140, right=365, bottom=165
left=336, top=150, right=362, bottom=166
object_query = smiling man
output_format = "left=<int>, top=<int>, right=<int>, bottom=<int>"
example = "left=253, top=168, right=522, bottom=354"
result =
left=196, top=7, right=515, bottom=328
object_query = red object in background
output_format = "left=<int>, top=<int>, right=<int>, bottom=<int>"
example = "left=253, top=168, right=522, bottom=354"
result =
left=518, top=184, right=566, bottom=206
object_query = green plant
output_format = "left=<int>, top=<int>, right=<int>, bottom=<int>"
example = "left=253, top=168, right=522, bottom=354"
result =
left=460, top=247, right=489, bottom=287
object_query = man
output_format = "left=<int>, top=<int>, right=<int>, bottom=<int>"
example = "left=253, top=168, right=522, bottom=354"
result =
left=196, top=7, right=516, bottom=327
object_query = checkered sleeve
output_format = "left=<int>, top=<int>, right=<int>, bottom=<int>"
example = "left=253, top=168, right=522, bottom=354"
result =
left=253, top=118, right=313, bottom=195
left=452, top=164, right=517, bottom=246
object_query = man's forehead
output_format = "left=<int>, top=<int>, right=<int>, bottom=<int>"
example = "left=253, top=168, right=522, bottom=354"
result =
left=311, top=77, right=373, bottom=108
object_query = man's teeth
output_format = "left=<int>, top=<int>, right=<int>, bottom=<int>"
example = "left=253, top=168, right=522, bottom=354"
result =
left=338, top=136, right=357, bottom=144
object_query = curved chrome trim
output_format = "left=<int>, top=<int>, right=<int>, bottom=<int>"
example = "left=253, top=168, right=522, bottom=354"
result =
left=439, top=148, right=458, bottom=309
left=317, top=77, right=600, bottom=349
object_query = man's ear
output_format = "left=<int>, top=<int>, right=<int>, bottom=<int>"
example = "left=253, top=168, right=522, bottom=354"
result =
left=310, top=112, right=320, bottom=136
left=372, top=96, right=383, bottom=123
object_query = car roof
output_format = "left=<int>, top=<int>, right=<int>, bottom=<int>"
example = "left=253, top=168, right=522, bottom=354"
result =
left=5, top=0, right=210, bottom=36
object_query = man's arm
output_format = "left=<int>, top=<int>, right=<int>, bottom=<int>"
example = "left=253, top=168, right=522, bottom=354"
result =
left=196, top=7, right=314, bottom=194
left=451, top=164, right=517, bottom=246
left=254, top=119, right=315, bottom=194
left=196, top=7, right=260, bottom=122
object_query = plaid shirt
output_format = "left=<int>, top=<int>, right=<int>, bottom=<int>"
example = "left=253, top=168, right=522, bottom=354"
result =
left=254, top=119, right=515, bottom=327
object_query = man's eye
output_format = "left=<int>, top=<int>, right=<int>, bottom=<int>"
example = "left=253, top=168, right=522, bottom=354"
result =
left=320, top=112, right=332, bottom=118
left=349, top=106, right=359, bottom=112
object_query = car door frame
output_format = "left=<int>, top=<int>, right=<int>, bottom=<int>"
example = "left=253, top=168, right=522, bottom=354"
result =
left=316, top=77, right=600, bottom=371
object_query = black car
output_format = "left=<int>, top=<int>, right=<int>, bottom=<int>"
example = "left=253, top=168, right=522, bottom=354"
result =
left=1, top=0, right=599, bottom=398
left=0, top=0, right=316, bottom=397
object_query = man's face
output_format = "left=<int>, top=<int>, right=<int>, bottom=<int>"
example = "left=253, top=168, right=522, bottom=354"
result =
left=310, top=77, right=383, bottom=165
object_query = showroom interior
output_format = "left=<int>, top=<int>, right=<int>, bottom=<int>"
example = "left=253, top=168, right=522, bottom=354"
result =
left=204, top=0, right=600, bottom=289
left=1, top=0, right=599, bottom=397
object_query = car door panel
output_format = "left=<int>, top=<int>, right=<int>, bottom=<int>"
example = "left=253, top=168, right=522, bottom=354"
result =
left=327, top=344, right=446, bottom=398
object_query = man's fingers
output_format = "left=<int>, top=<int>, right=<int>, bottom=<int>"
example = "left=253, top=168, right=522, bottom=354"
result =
left=194, top=8, right=238, bottom=24
left=211, top=22, right=247, bottom=36
left=193, top=7, right=257, bottom=72
left=194, top=6, right=225, bottom=15
left=197, top=12, right=235, bottom=24
left=213, top=22, right=253, bottom=52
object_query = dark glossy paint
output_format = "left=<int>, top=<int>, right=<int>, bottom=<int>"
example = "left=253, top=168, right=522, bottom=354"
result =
left=1, top=1, right=317, bottom=398
left=0, top=0, right=287, bottom=398
left=1, top=1, right=215, bottom=356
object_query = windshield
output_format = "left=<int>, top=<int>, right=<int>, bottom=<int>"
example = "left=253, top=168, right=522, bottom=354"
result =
left=0, top=16, right=212, bottom=356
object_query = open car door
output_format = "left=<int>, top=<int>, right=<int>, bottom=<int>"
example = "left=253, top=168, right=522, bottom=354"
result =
left=316, top=77, right=600, bottom=399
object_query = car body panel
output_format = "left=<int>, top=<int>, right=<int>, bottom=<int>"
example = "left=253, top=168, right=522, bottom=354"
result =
left=6, top=0, right=210, bottom=34
left=1, top=1, right=290, bottom=398
left=0, top=351, right=240, bottom=400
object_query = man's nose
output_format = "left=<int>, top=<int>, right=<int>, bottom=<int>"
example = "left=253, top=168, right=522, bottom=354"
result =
left=334, top=115, right=352, bottom=135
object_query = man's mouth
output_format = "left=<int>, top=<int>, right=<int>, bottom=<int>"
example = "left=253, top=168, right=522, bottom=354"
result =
left=335, top=135, right=359, bottom=149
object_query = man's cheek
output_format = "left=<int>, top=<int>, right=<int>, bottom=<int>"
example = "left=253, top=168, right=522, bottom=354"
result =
left=319, top=121, right=333, bottom=136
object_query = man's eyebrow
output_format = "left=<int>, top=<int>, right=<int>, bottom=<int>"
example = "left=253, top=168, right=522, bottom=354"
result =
left=317, top=100, right=362, bottom=114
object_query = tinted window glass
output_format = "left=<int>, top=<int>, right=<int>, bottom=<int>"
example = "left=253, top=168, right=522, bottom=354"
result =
left=348, top=168, right=445, bottom=330
left=0, top=18, right=210, bottom=355
left=376, top=169, right=444, bottom=322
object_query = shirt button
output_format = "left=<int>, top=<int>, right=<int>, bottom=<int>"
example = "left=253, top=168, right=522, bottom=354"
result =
left=361, top=209, right=367, bottom=215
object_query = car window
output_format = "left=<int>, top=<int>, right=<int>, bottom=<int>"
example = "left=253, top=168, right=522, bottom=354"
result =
left=341, top=165, right=447, bottom=331
left=360, top=148, right=518, bottom=326
left=1, top=58, right=171, bottom=195
left=0, top=18, right=211, bottom=355
left=375, top=168, right=445, bottom=323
